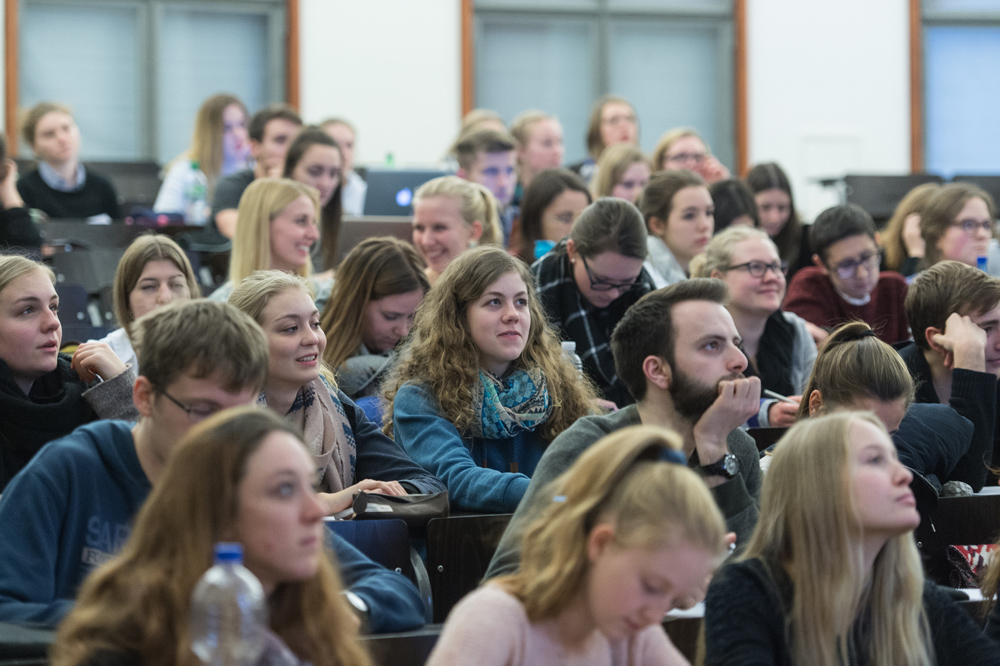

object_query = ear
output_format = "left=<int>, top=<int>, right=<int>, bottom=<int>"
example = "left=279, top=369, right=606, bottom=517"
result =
left=874, top=230, right=882, bottom=246
left=812, top=253, right=828, bottom=274
left=924, top=326, right=946, bottom=355
left=469, top=220, right=484, bottom=243
left=808, top=389, right=823, bottom=416
left=456, top=168, right=469, bottom=181
left=587, top=523, right=616, bottom=563
left=642, top=355, right=672, bottom=392
left=648, top=215, right=666, bottom=237
left=566, top=238, right=578, bottom=262
left=249, top=138, right=263, bottom=160
left=133, top=376, right=155, bottom=419
left=709, top=269, right=724, bottom=280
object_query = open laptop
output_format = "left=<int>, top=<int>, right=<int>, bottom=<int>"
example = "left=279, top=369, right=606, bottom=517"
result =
left=363, top=168, right=451, bottom=216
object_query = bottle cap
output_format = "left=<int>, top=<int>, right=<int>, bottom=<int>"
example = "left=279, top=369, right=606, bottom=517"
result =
left=561, top=341, right=577, bottom=354
left=978, top=256, right=988, bottom=272
left=214, top=542, right=243, bottom=564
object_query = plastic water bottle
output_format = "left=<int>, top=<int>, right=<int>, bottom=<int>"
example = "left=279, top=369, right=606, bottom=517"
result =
left=978, top=255, right=988, bottom=272
left=191, top=543, right=267, bottom=666
left=185, top=161, right=209, bottom=226
left=561, top=340, right=584, bottom=377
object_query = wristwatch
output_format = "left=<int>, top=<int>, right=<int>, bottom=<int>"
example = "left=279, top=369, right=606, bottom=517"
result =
left=343, top=590, right=370, bottom=631
left=700, top=452, right=739, bottom=479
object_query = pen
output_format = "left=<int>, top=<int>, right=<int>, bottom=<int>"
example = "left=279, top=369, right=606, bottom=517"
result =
left=763, top=389, right=797, bottom=404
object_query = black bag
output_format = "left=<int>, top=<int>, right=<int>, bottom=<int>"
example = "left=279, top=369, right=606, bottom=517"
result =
left=352, top=491, right=450, bottom=528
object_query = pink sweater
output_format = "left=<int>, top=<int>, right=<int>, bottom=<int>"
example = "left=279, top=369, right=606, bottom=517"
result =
left=426, top=585, right=688, bottom=666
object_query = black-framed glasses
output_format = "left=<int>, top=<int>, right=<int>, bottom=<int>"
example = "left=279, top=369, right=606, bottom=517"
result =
left=726, top=260, right=787, bottom=279
left=829, top=249, right=882, bottom=280
left=951, top=219, right=995, bottom=236
left=665, top=152, right=706, bottom=165
left=156, top=386, right=220, bottom=423
left=580, top=256, right=642, bottom=292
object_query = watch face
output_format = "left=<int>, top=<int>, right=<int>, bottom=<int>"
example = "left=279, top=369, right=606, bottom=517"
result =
left=723, top=454, right=739, bottom=476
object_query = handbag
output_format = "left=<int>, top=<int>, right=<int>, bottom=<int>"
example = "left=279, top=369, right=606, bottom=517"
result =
left=352, top=491, right=450, bottom=528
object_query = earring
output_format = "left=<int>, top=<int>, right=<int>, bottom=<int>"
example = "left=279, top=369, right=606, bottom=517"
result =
left=468, top=240, right=478, bottom=249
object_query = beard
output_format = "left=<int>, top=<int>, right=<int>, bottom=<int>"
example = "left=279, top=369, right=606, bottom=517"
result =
left=668, top=366, right=745, bottom=422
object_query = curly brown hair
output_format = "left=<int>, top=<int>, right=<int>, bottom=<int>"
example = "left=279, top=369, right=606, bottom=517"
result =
left=380, top=246, right=596, bottom=440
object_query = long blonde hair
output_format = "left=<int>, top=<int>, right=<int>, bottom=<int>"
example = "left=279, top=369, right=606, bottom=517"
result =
left=380, top=246, right=596, bottom=441
left=51, top=407, right=371, bottom=666
left=882, top=183, right=941, bottom=272
left=743, top=412, right=932, bottom=666
left=501, top=425, right=726, bottom=620
left=176, top=93, right=247, bottom=197
left=590, top=143, right=651, bottom=199
left=229, top=178, right=320, bottom=284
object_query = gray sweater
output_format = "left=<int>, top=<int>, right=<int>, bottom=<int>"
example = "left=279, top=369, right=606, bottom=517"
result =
left=485, top=404, right=762, bottom=580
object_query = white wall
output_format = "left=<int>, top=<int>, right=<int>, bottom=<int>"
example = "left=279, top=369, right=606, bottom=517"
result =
left=299, top=1, right=912, bottom=211
left=747, top=0, right=911, bottom=220
left=299, top=0, right=461, bottom=168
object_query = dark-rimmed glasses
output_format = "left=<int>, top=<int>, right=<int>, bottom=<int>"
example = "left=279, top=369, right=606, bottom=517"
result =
left=951, top=219, right=994, bottom=236
left=156, top=386, right=220, bottom=423
left=580, top=256, right=642, bottom=292
left=726, top=260, right=787, bottom=279
left=828, top=250, right=881, bottom=280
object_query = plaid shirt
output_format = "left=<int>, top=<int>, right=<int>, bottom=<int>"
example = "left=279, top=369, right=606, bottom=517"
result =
left=532, top=241, right=654, bottom=407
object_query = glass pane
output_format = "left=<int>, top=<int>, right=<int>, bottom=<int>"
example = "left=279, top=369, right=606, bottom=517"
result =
left=925, top=25, right=1000, bottom=176
left=157, top=8, right=269, bottom=163
left=20, top=3, right=140, bottom=160
left=608, top=19, right=734, bottom=169
left=477, top=0, right=597, bottom=8
left=607, top=0, right=729, bottom=13
left=924, top=0, right=1000, bottom=18
left=475, top=16, right=597, bottom=164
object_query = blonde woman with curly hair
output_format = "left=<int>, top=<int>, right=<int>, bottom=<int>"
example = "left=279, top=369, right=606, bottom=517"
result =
left=51, top=407, right=372, bottom=666
left=382, top=246, right=597, bottom=512
left=704, top=411, right=996, bottom=665
left=428, top=425, right=727, bottom=665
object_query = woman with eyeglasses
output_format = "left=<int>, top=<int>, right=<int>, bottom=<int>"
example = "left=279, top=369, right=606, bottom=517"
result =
left=691, top=227, right=817, bottom=428
left=652, top=127, right=730, bottom=185
left=531, top=197, right=656, bottom=409
left=785, top=204, right=910, bottom=345
left=381, top=247, right=597, bottom=513
left=918, top=182, right=999, bottom=275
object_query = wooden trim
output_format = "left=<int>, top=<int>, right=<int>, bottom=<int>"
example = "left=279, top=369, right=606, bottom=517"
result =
left=909, top=0, right=923, bottom=173
left=733, top=0, right=748, bottom=177
left=461, top=0, right=474, bottom=117
left=286, top=0, right=300, bottom=109
left=5, top=0, right=18, bottom=155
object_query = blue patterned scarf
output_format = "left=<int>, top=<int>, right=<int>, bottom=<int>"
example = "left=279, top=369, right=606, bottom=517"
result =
left=469, top=368, right=553, bottom=439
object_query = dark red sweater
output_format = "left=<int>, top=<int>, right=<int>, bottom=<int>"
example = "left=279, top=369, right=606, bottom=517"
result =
left=783, top=266, right=910, bottom=343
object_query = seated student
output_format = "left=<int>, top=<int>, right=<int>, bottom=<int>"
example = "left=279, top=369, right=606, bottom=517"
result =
left=882, top=182, right=941, bottom=277
left=154, top=93, right=250, bottom=222
left=918, top=182, right=996, bottom=273
left=533, top=197, right=656, bottom=408
left=321, top=117, right=366, bottom=217
left=784, top=203, right=910, bottom=345
left=283, top=126, right=344, bottom=274
left=17, top=102, right=119, bottom=221
left=455, top=127, right=519, bottom=246
left=429, top=426, right=726, bottom=666
left=797, top=321, right=983, bottom=491
left=508, top=110, right=564, bottom=209
left=652, top=127, right=730, bottom=184
left=0, top=255, right=136, bottom=489
left=703, top=412, right=997, bottom=666
left=511, top=168, right=590, bottom=263
left=691, top=226, right=817, bottom=428
left=208, top=178, right=332, bottom=310
left=746, top=162, right=811, bottom=281
left=709, top=178, right=758, bottom=233
left=897, top=260, right=1000, bottom=478
left=571, top=95, right=639, bottom=183
left=321, top=237, right=429, bottom=399
left=487, top=279, right=763, bottom=580
left=229, top=270, right=444, bottom=512
left=639, top=169, right=713, bottom=286
left=212, top=104, right=303, bottom=239
left=411, top=175, right=502, bottom=285
left=49, top=409, right=370, bottom=666
left=90, top=234, right=200, bottom=372
left=0, top=134, right=41, bottom=257
left=382, top=246, right=597, bottom=513
left=589, top=143, right=652, bottom=204
left=0, top=300, right=268, bottom=625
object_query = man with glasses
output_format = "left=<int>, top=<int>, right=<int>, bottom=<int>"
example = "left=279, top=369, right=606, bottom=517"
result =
left=0, top=300, right=268, bottom=625
left=785, top=203, right=910, bottom=344
left=486, top=279, right=762, bottom=579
